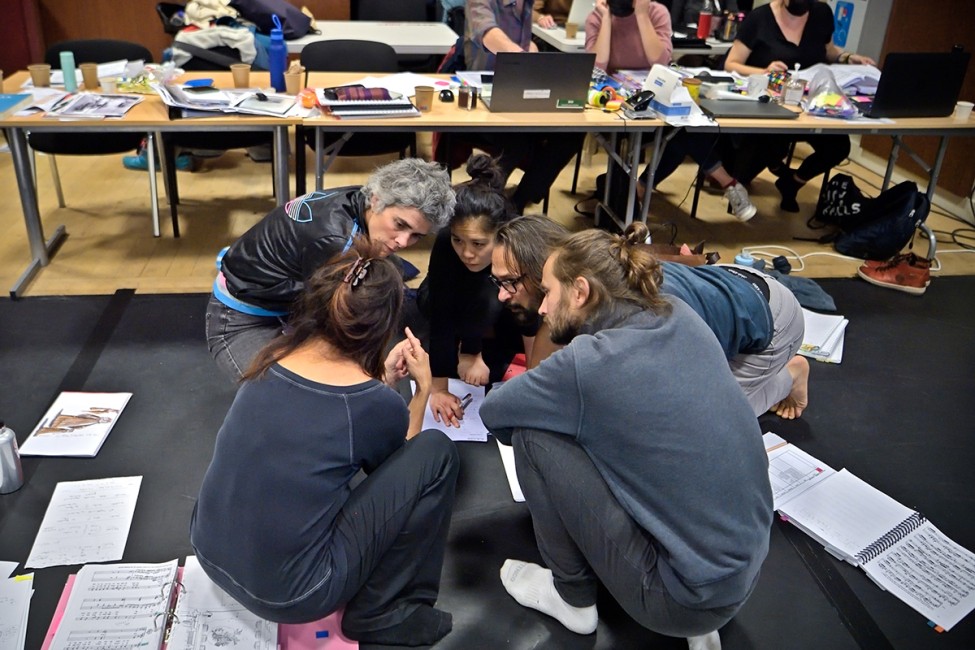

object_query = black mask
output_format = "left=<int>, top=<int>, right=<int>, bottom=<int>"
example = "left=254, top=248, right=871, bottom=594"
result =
left=608, top=0, right=635, bottom=18
left=785, top=0, right=814, bottom=16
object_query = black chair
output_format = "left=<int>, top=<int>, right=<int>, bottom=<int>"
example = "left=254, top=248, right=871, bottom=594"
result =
left=28, top=40, right=153, bottom=214
left=296, top=40, right=416, bottom=195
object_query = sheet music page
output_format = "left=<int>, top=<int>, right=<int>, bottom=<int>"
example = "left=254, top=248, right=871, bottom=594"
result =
left=779, top=469, right=914, bottom=563
left=0, top=574, right=33, bottom=650
left=19, top=391, right=132, bottom=457
left=50, top=560, right=178, bottom=650
left=417, top=379, right=488, bottom=442
left=168, top=556, right=277, bottom=650
left=25, top=476, right=142, bottom=569
left=765, top=441, right=836, bottom=511
left=862, top=521, right=975, bottom=631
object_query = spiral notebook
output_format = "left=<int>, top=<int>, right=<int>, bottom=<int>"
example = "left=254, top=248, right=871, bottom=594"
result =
left=774, top=461, right=975, bottom=631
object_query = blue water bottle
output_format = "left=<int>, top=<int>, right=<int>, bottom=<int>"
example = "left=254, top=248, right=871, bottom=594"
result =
left=268, top=14, right=287, bottom=92
left=60, top=50, right=78, bottom=92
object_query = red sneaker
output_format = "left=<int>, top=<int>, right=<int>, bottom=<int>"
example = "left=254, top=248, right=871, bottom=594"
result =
left=857, top=253, right=931, bottom=295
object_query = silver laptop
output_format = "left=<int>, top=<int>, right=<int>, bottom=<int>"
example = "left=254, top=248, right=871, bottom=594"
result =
left=482, top=52, right=596, bottom=112
left=566, top=0, right=595, bottom=26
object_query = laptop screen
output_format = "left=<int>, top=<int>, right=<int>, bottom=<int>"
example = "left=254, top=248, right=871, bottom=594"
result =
left=867, top=51, right=970, bottom=119
left=483, top=52, right=596, bottom=113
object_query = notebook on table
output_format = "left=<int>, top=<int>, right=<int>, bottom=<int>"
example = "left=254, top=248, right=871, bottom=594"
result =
left=857, top=50, right=970, bottom=118
left=697, top=98, right=800, bottom=119
left=481, top=52, right=595, bottom=112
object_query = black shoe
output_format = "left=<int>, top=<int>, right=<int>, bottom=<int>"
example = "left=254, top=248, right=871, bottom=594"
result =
left=775, top=175, right=801, bottom=213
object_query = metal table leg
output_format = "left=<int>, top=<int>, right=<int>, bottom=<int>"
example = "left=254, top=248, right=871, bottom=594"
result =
left=7, top=127, right=68, bottom=299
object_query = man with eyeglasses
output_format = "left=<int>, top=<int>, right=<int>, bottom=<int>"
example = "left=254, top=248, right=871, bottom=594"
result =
left=490, top=215, right=571, bottom=368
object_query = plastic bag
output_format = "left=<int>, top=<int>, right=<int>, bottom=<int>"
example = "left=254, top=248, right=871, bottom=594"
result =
left=804, top=68, right=859, bottom=119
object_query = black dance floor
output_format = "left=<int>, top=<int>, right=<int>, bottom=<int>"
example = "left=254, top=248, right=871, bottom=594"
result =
left=1, top=278, right=973, bottom=649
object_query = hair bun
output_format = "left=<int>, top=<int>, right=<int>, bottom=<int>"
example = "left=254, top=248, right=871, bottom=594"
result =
left=465, top=153, right=506, bottom=193
left=622, top=222, right=650, bottom=247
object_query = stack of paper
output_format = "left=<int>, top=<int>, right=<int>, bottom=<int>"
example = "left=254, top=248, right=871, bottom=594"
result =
left=799, top=308, right=848, bottom=364
left=794, top=63, right=881, bottom=94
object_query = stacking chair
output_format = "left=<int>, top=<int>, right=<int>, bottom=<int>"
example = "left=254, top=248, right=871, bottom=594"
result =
left=296, top=40, right=416, bottom=195
left=28, top=40, right=154, bottom=218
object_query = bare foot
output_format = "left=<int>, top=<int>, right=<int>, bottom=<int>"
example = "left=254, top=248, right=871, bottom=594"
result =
left=771, top=355, right=809, bottom=419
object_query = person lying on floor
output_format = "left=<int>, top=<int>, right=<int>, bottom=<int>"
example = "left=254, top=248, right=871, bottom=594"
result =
left=417, top=154, right=535, bottom=428
left=205, top=158, right=455, bottom=381
left=480, top=226, right=773, bottom=650
left=191, top=245, right=459, bottom=647
left=492, top=219, right=809, bottom=418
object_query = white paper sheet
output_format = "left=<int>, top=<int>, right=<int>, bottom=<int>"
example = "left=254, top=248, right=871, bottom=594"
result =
left=496, top=440, right=525, bottom=502
left=0, top=563, right=17, bottom=579
left=19, top=391, right=132, bottom=457
left=0, top=575, right=33, bottom=650
left=50, top=561, right=177, bottom=650
left=25, top=476, right=142, bottom=569
left=168, top=557, right=277, bottom=650
left=418, top=379, right=488, bottom=442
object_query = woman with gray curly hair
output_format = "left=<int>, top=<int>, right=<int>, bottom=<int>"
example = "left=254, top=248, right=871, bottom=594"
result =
left=206, top=158, right=456, bottom=381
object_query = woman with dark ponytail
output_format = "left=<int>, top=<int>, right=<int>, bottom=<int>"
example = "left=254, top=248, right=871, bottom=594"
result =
left=191, top=243, right=459, bottom=646
left=419, top=154, right=537, bottom=428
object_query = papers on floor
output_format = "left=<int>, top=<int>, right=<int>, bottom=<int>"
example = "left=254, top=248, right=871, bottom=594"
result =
left=798, top=308, right=847, bottom=363
left=418, top=378, right=488, bottom=442
left=168, top=557, right=277, bottom=650
left=25, top=476, right=142, bottom=569
left=496, top=439, right=525, bottom=502
left=762, top=433, right=975, bottom=631
left=19, top=391, right=132, bottom=457
left=48, top=561, right=178, bottom=650
left=0, top=573, right=33, bottom=650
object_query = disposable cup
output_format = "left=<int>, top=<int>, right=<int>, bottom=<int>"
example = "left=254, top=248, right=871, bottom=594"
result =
left=100, top=77, right=118, bottom=93
left=954, top=100, right=973, bottom=122
left=80, top=63, right=99, bottom=89
left=230, top=63, right=251, bottom=89
left=284, top=70, right=303, bottom=95
left=28, top=63, right=51, bottom=87
left=415, top=85, right=435, bottom=112
left=681, top=77, right=702, bottom=103
left=565, top=22, right=579, bottom=39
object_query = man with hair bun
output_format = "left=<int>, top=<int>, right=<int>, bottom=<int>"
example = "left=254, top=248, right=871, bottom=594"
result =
left=481, top=225, right=772, bottom=650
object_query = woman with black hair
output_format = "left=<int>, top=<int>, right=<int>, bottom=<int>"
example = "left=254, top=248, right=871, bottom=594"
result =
left=724, top=0, right=874, bottom=212
left=419, top=154, right=534, bottom=428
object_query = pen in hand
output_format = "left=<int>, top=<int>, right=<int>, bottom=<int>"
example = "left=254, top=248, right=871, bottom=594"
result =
left=459, top=393, right=473, bottom=411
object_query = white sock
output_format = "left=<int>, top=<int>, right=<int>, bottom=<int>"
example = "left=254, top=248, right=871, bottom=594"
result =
left=500, top=559, right=598, bottom=635
left=687, top=630, right=721, bottom=650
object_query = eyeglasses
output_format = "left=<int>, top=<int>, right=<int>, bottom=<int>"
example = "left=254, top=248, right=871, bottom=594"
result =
left=343, top=258, right=372, bottom=289
left=489, top=273, right=525, bottom=293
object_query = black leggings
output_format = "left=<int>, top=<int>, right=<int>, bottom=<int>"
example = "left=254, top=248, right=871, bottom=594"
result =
left=728, top=134, right=851, bottom=184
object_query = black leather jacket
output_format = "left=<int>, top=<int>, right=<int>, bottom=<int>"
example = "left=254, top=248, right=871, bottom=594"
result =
left=221, top=188, right=367, bottom=312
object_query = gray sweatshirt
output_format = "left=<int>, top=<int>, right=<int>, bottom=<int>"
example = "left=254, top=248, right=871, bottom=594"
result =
left=481, top=301, right=773, bottom=610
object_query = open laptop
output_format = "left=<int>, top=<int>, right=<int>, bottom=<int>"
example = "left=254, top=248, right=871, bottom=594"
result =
left=857, top=50, right=970, bottom=118
left=481, top=52, right=596, bottom=112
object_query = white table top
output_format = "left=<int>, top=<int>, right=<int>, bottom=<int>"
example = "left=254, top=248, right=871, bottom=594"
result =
left=531, top=24, right=732, bottom=58
left=288, top=21, right=458, bottom=55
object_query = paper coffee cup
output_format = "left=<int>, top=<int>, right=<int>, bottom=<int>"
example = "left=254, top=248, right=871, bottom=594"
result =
left=28, top=63, right=51, bottom=87
left=100, top=77, right=118, bottom=93
left=80, top=63, right=99, bottom=89
left=230, top=63, right=251, bottom=89
left=284, top=71, right=303, bottom=96
left=954, top=100, right=974, bottom=122
left=415, top=85, right=435, bottom=112
left=565, top=22, right=579, bottom=39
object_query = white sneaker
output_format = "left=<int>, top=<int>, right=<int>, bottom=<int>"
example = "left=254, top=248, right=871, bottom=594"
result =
left=724, top=183, right=757, bottom=222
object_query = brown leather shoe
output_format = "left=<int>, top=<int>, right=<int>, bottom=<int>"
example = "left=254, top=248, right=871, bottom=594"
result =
left=857, top=253, right=931, bottom=295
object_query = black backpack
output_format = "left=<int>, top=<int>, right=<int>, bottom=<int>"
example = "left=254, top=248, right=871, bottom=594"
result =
left=809, top=173, right=930, bottom=260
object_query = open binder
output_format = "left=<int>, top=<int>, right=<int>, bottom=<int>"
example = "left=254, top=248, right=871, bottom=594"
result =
left=764, top=434, right=975, bottom=631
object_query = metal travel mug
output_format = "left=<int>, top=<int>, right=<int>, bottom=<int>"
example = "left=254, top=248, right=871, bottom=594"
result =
left=0, top=421, right=25, bottom=494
